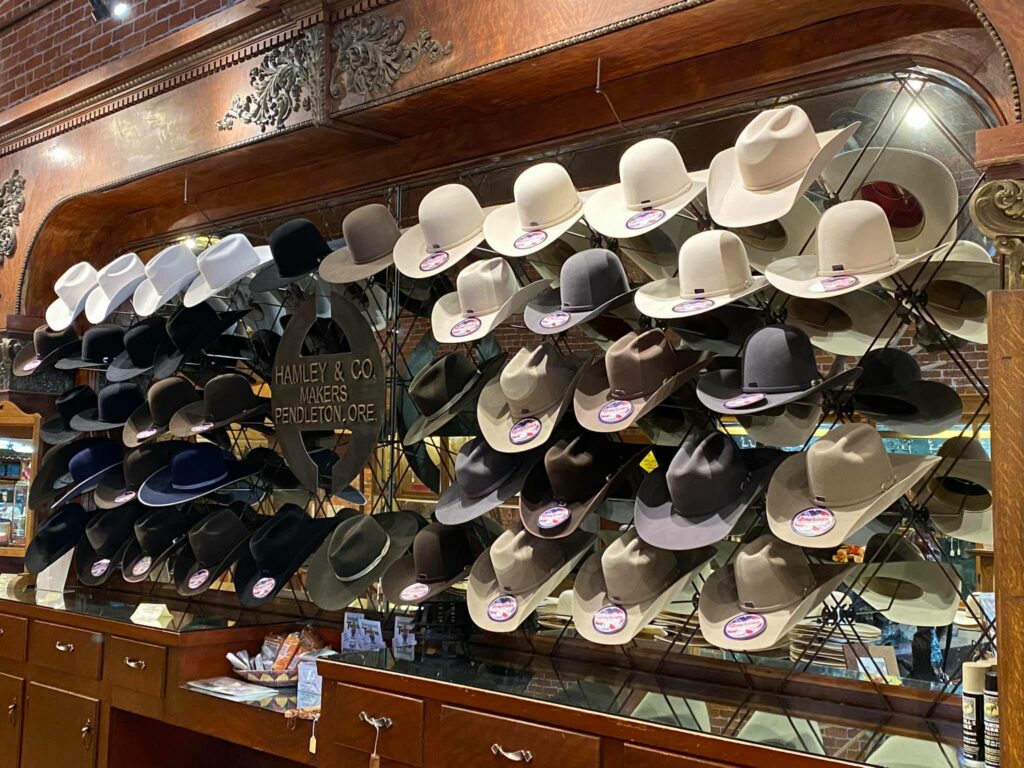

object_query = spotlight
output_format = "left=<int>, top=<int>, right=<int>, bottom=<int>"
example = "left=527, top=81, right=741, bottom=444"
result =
left=88, top=0, right=130, bottom=21
left=112, top=2, right=131, bottom=18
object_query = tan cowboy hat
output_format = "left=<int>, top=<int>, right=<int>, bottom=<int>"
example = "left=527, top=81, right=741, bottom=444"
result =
left=821, top=147, right=958, bottom=256
left=737, top=397, right=822, bottom=449
left=736, top=711, right=825, bottom=754
left=319, top=204, right=403, bottom=284
left=394, top=184, right=498, bottom=277
left=572, top=528, right=714, bottom=645
left=477, top=345, right=589, bottom=453
left=635, top=230, right=768, bottom=319
left=917, top=435, right=992, bottom=544
left=867, top=735, right=958, bottom=768
left=698, top=533, right=851, bottom=652
left=764, top=200, right=938, bottom=299
left=484, top=163, right=594, bottom=256
left=583, top=138, right=706, bottom=240
left=707, top=105, right=859, bottom=228
left=431, top=257, right=548, bottom=343
left=780, top=289, right=903, bottom=357
left=766, top=423, right=940, bottom=549
left=733, top=194, right=821, bottom=274
left=467, top=526, right=594, bottom=632
left=573, top=329, right=709, bottom=432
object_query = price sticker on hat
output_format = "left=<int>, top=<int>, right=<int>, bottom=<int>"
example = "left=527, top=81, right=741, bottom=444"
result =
left=135, top=427, right=159, bottom=440
left=592, top=605, right=627, bottom=635
left=400, top=583, right=431, bottom=602
left=449, top=317, right=482, bottom=338
left=539, top=311, right=571, bottom=329
left=487, top=595, right=519, bottom=623
left=625, top=209, right=666, bottom=230
left=514, top=230, right=548, bottom=250
left=724, top=613, right=767, bottom=641
left=188, top=568, right=210, bottom=590
left=724, top=392, right=766, bottom=409
left=131, top=556, right=152, bottom=577
left=809, top=275, right=859, bottom=293
left=190, top=421, right=215, bottom=434
left=251, top=577, right=277, bottom=600
left=598, top=399, right=634, bottom=425
left=537, top=506, right=570, bottom=529
left=90, top=559, right=111, bottom=578
left=23, top=359, right=41, bottom=372
left=509, top=417, right=542, bottom=445
left=419, top=251, right=450, bottom=272
left=672, top=299, right=715, bottom=314
left=791, top=507, right=836, bottom=537
left=114, top=490, right=137, bottom=503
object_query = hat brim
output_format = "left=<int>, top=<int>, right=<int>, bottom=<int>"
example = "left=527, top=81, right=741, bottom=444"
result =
left=29, top=437, right=109, bottom=509
left=69, top=408, right=133, bottom=431
left=132, top=271, right=198, bottom=317
left=782, top=290, right=902, bottom=357
left=121, top=532, right=192, bottom=583
left=39, top=414, right=81, bottom=446
left=435, top=448, right=544, bottom=525
left=85, top=277, right=146, bottom=324
left=852, top=381, right=963, bottom=436
left=764, top=247, right=937, bottom=300
left=381, top=553, right=470, bottom=605
left=698, top=560, right=851, bottom=651
left=583, top=180, right=706, bottom=240
left=668, top=302, right=766, bottom=355
left=573, top=349, right=709, bottom=432
left=46, top=289, right=94, bottom=331
left=524, top=286, right=639, bottom=335
left=150, top=308, right=250, bottom=379
left=696, top=365, right=861, bottom=416
left=393, top=207, right=500, bottom=278
left=920, top=457, right=992, bottom=543
left=167, top=400, right=270, bottom=438
left=55, top=354, right=113, bottom=371
left=850, top=560, right=960, bottom=626
left=403, top=353, right=507, bottom=446
left=234, top=517, right=339, bottom=608
left=319, top=244, right=396, bottom=285
left=122, top=402, right=171, bottom=448
left=572, top=545, right=714, bottom=644
left=635, top=448, right=784, bottom=550
left=105, top=349, right=155, bottom=383
left=766, top=451, right=941, bottom=549
left=173, top=533, right=254, bottom=596
left=741, top=197, right=822, bottom=274
left=737, top=399, right=822, bottom=448
left=74, top=534, right=136, bottom=587
left=467, top=531, right=594, bottom=632
left=483, top=193, right=595, bottom=257
left=53, top=459, right=124, bottom=507
left=248, top=261, right=318, bottom=294
left=897, top=253, right=998, bottom=345
left=138, top=459, right=257, bottom=507
left=94, top=467, right=136, bottom=510
left=431, top=280, right=549, bottom=343
left=305, top=511, right=421, bottom=611
left=13, top=338, right=81, bottom=377
left=707, top=124, right=858, bottom=228
left=183, top=250, right=274, bottom=307
left=635, top=276, right=768, bottom=320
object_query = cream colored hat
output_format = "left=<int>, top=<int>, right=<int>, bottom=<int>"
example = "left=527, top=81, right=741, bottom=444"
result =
left=867, top=735, right=958, bottom=768
left=635, top=230, right=767, bottom=319
left=46, top=262, right=99, bottom=331
left=394, top=184, right=496, bottom=277
left=735, top=196, right=821, bottom=274
left=737, top=398, right=821, bottom=449
left=617, top=215, right=699, bottom=280
left=707, top=105, right=859, bottom=228
left=184, top=234, right=272, bottom=307
left=483, top=163, right=593, bottom=257
left=821, top=147, right=957, bottom=255
left=133, top=244, right=199, bottom=317
left=467, top=526, right=594, bottom=632
left=781, top=290, right=903, bottom=357
left=430, top=258, right=548, bottom=342
left=765, top=200, right=937, bottom=299
left=766, top=423, right=940, bottom=548
left=583, top=138, right=706, bottom=239
left=86, top=253, right=146, bottom=323
left=736, top=711, right=824, bottom=754
left=918, top=435, right=992, bottom=544
left=319, top=204, right=403, bottom=284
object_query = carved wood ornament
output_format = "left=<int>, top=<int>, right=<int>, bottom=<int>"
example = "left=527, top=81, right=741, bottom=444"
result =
left=0, top=169, right=25, bottom=265
left=970, top=178, right=1024, bottom=288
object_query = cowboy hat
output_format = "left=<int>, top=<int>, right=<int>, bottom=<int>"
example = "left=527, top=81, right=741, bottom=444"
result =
left=736, top=397, right=822, bottom=449
left=733, top=196, right=821, bottom=274
left=250, top=219, right=331, bottom=293
left=573, top=527, right=714, bottom=645
left=764, top=201, right=938, bottom=299
left=173, top=507, right=260, bottom=596
left=477, top=345, right=589, bottom=453
left=583, top=138, right=706, bottom=240
left=467, top=526, right=594, bottom=632
left=706, top=105, right=859, bottom=228
left=431, top=258, right=548, bottom=342
left=735, top=712, right=824, bottom=754
left=866, top=735, right=959, bottom=768
left=667, top=302, right=766, bottom=355
left=573, top=329, right=709, bottom=432
left=132, top=244, right=199, bottom=316
left=697, top=533, right=852, bottom=652
left=120, top=506, right=203, bottom=583
left=919, top=435, right=992, bottom=544
left=138, top=442, right=257, bottom=507
left=55, top=325, right=125, bottom=371
left=94, top=440, right=189, bottom=509
left=13, top=325, right=80, bottom=377
left=320, top=204, right=403, bottom=284
left=73, top=502, right=148, bottom=586
left=69, top=382, right=145, bottom=432
left=435, top=438, right=545, bottom=525
left=524, top=249, right=636, bottom=334
left=123, top=376, right=199, bottom=447
left=39, top=385, right=97, bottom=445
left=519, top=436, right=647, bottom=539
left=695, top=324, right=860, bottom=415
left=779, top=289, right=903, bottom=357
left=616, top=216, right=698, bottom=281
left=151, top=303, right=251, bottom=379
left=52, top=438, right=125, bottom=506
left=168, top=373, right=269, bottom=437
left=46, top=262, right=99, bottom=331
left=184, top=234, right=273, bottom=307
left=85, top=253, right=146, bottom=323
left=636, top=430, right=784, bottom=550
left=28, top=437, right=109, bottom=509
left=394, top=184, right=497, bottom=277
left=25, top=504, right=94, bottom=575
left=766, top=423, right=940, bottom=549
left=106, top=317, right=171, bottom=382
left=382, top=522, right=477, bottom=605
left=484, top=162, right=594, bottom=256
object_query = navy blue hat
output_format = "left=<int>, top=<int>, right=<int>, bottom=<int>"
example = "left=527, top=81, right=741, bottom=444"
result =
left=53, top=439, right=124, bottom=506
left=69, top=382, right=145, bottom=431
left=24, top=504, right=94, bottom=574
left=138, top=442, right=257, bottom=507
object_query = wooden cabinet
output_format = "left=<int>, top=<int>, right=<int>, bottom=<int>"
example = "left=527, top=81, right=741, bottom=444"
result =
left=0, top=673, right=23, bottom=767
left=105, top=637, right=166, bottom=699
left=0, top=614, right=27, bottom=663
left=329, top=683, right=424, bottom=766
left=28, top=621, right=104, bottom=680
left=623, top=744, right=733, bottom=768
left=21, top=682, right=99, bottom=768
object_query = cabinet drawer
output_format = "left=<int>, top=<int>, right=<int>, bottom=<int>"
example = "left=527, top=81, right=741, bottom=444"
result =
left=623, top=744, right=732, bottom=768
left=0, top=613, right=27, bottom=662
left=439, top=706, right=600, bottom=768
left=105, top=637, right=166, bottom=698
left=0, top=673, right=24, bottom=766
left=330, top=683, right=424, bottom=766
left=28, top=621, right=104, bottom=680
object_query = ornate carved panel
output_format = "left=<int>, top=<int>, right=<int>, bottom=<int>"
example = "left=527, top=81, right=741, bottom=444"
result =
left=0, top=170, right=25, bottom=265
left=970, top=178, right=1024, bottom=287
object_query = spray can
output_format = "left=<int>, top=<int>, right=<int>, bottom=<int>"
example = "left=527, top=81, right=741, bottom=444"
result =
left=962, top=661, right=989, bottom=766
left=984, top=665, right=999, bottom=768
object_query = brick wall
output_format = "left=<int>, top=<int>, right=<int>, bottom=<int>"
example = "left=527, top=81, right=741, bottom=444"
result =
left=0, top=0, right=241, bottom=112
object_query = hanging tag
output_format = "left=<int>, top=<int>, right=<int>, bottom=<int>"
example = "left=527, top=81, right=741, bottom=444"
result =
left=308, top=714, right=319, bottom=755
left=369, top=756, right=380, bottom=768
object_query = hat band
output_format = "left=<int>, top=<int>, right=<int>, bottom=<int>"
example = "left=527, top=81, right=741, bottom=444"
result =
left=510, top=391, right=560, bottom=419
left=460, top=295, right=508, bottom=319
left=519, top=196, right=583, bottom=231
left=739, top=578, right=813, bottom=613
left=817, top=254, right=898, bottom=277
left=741, top=160, right=811, bottom=192
left=354, top=245, right=395, bottom=266
left=173, top=469, right=228, bottom=491
left=627, top=179, right=693, bottom=211
left=424, top=223, right=483, bottom=254
left=811, top=472, right=897, bottom=508
left=680, top=276, right=753, bottom=300
left=335, top=537, right=391, bottom=582
left=609, top=378, right=664, bottom=401
left=744, top=378, right=821, bottom=394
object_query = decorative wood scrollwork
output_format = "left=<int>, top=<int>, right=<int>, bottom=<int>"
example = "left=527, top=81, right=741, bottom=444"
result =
left=970, top=179, right=1024, bottom=288
left=330, top=15, right=452, bottom=101
left=0, top=169, right=26, bottom=264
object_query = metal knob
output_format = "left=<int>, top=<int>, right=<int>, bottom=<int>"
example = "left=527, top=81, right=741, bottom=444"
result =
left=6, top=699, right=16, bottom=725
left=55, top=641, right=75, bottom=653
left=123, top=656, right=146, bottom=670
left=358, top=711, right=393, bottom=729
left=491, top=744, right=533, bottom=762
left=81, top=719, right=92, bottom=748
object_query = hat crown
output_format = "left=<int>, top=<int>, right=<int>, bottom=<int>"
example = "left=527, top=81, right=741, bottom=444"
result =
left=123, top=318, right=167, bottom=366
left=500, top=345, right=574, bottom=417
left=559, top=249, right=629, bottom=311
left=196, top=234, right=261, bottom=285
left=806, top=423, right=895, bottom=507
left=457, top=258, right=519, bottom=316
left=409, top=353, right=479, bottom=416
left=413, top=523, right=473, bottom=583
left=81, top=324, right=125, bottom=364
left=55, top=262, right=98, bottom=301
left=544, top=436, right=606, bottom=502
left=203, top=373, right=259, bottom=419
left=97, top=253, right=144, bottom=291
left=513, top=163, right=581, bottom=230
left=34, top=325, right=77, bottom=357
left=84, top=504, right=140, bottom=555
left=269, top=219, right=330, bottom=278
left=490, top=528, right=563, bottom=593
left=148, top=376, right=198, bottom=426
left=171, top=443, right=229, bottom=490
left=145, top=245, right=197, bottom=292
left=740, top=325, right=822, bottom=394
left=327, top=516, right=390, bottom=579
left=97, top=382, right=144, bottom=423
left=602, top=528, right=679, bottom=604
left=248, top=505, right=311, bottom=569
left=56, top=385, right=96, bottom=424
left=124, top=441, right=181, bottom=487
left=938, top=435, right=988, bottom=462
left=418, top=184, right=485, bottom=253
left=813, top=201, right=898, bottom=277
left=734, top=534, right=816, bottom=611
left=857, top=347, right=922, bottom=388
left=666, top=432, right=749, bottom=517
left=166, top=303, right=220, bottom=350
left=342, top=204, right=402, bottom=265
left=605, top=329, right=678, bottom=399
left=189, top=510, right=249, bottom=566
left=677, top=230, right=753, bottom=299
left=735, top=106, right=822, bottom=191
left=135, top=508, right=188, bottom=555
left=620, top=138, right=692, bottom=210
left=36, top=504, right=90, bottom=549
left=456, top=438, right=520, bottom=498
left=69, top=440, right=121, bottom=484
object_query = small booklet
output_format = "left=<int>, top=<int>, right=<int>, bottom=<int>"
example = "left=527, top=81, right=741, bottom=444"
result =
left=185, top=676, right=277, bottom=702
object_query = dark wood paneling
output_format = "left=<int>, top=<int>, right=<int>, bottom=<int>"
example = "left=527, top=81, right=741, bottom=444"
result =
left=623, top=744, right=734, bottom=768
left=28, top=621, right=104, bottom=681
left=328, top=682, right=425, bottom=765
left=0, top=612, right=27, bottom=663
left=105, top=636, right=167, bottom=700
left=21, top=682, right=99, bottom=768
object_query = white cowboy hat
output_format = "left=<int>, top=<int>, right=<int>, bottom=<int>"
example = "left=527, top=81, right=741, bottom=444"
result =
left=133, top=244, right=199, bottom=316
left=780, top=289, right=903, bottom=357
left=734, top=196, right=821, bottom=274
left=583, top=138, right=706, bottom=239
left=867, top=735, right=958, bottom=768
left=635, top=230, right=768, bottom=319
left=394, top=184, right=497, bottom=277
left=85, top=253, right=146, bottom=324
left=484, top=163, right=594, bottom=257
left=764, top=200, right=938, bottom=299
left=431, top=258, right=548, bottom=343
left=707, top=105, right=859, bottom=227
left=46, top=262, right=99, bottom=331
left=184, top=234, right=272, bottom=307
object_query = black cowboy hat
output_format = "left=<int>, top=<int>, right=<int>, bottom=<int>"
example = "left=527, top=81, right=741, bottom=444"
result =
left=40, top=385, right=97, bottom=445
left=167, top=373, right=269, bottom=437
left=70, top=382, right=146, bottom=431
left=139, top=442, right=257, bottom=507
left=73, top=502, right=148, bottom=586
left=151, top=302, right=251, bottom=380
left=123, top=377, right=200, bottom=448
left=24, top=504, right=94, bottom=574
left=250, top=218, right=332, bottom=293
left=120, top=506, right=204, bottom=583
left=173, top=507, right=263, bottom=596
left=94, top=440, right=190, bottom=509
left=244, top=446, right=366, bottom=505
left=13, top=325, right=80, bottom=377
left=382, top=522, right=477, bottom=605
left=54, top=325, right=126, bottom=371
left=106, top=317, right=171, bottom=382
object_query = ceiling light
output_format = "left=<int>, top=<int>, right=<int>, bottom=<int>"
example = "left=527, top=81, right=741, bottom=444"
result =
left=112, top=2, right=131, bottom=18
left=905, top=105, right=930, bottom=129
left=88, top=1, right=130, bottom=21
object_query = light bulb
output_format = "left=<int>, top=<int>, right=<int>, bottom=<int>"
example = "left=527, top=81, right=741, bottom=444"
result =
left=905, top=105, right=929, bottom=129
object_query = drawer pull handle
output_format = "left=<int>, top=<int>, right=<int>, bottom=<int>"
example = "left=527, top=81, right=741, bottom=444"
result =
left=55, top=641, right=75, bottom=653
left=491, top=744, right=533, bottom=762
left=6, top=699, right=16, bottom=725
left=0, top=627, right=5, bottom=636
left=123, top=656, right=147, bottom=670
left=81, top=719, right=93, bottom=749
left=358, top=711, right=393, bottom=730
